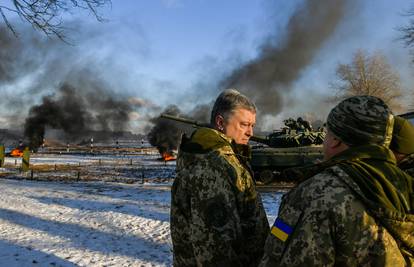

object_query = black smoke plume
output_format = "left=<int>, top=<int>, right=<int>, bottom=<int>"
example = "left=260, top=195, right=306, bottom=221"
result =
left=25, top=82, right=133, bottom=149
left=147, top=105, right=211, bottom=155
left=221, top=0, right=347, bottom=115
left=148, top=0, right=349, bottom=147
left=0, top=25, right=140, bottom=148
left=147, top=105, right=184, bottom=155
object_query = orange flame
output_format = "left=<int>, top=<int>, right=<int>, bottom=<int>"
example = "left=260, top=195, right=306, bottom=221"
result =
left=161, top=151, right=176, bottom=161
left=10, top=148, right=23, bottom=157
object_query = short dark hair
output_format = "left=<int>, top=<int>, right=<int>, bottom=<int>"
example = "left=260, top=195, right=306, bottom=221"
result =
left=210, top=89, right=256, bottom=125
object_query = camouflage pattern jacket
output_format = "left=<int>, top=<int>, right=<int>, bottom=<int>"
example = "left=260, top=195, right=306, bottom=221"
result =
left=171, top=127, right=269, bottom=267
left=260, top=165, right=414, bottom=266
left=399, top=154, right=414, bottom=177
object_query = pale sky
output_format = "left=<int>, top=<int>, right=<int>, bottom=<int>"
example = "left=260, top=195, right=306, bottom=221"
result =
left=0, top=0, right=413, bottom=132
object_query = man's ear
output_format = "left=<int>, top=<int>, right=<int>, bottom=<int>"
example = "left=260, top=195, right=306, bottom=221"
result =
left=215, top=115, right=225, bottom=131
left=331, top=136, right=343, bottom=149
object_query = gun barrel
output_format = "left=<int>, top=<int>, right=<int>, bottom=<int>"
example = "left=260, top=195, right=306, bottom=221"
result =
left=161, top=114, right=267, bottom=144
left=161, top=114, right=195, bottom=125
left=249, top=135, right=270, bottom=145
left=160, top=114, right=210, bottom=128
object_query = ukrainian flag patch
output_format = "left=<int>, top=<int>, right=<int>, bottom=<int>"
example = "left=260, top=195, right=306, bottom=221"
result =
left=271, top=218, right=293, bottom=242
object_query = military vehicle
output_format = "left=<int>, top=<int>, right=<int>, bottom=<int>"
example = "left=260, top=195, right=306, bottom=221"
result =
left=250, top=118, right=325, bottom=184
left=253, top=112, right=414, bottom=184
left=400, top=111, right=414, bottom=125
left=160, top=114, right=326, bottom=184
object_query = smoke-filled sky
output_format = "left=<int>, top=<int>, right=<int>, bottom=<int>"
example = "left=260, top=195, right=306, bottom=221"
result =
left=0, top=0, right=413, bottom=134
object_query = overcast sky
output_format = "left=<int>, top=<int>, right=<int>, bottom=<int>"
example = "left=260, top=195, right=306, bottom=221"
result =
left=1, top=0, right=413, bottom=132
left=79, top=0, right=414, bottom=118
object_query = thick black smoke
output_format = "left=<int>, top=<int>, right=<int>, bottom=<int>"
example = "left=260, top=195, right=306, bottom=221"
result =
left=147, top=105, right=211, bottom=155
left=148, top=0, right=348, bottom=148
left=191, top=103, right=212, bottom=123
left=147, top=105, right=184, bottom=155
left=0, top=25, right=143, bottom=148
left=24, top=82, right=133, bottom=149
left=221, top=0, right=347, bottom=115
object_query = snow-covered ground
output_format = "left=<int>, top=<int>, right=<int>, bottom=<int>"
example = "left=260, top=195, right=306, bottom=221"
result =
left=0, top=151, right=284, bottom=266
left=2, top=150, right=176, bottom=183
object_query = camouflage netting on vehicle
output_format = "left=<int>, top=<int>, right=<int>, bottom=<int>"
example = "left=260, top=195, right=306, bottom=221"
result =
left=251, top=117, right=326, bottom=148
left=250, top=117, right=326, bottom=184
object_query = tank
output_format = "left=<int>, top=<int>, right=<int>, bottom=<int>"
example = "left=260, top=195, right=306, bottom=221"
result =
left=250, top=117, right=326, bottom=184
left=400, top=111, right=414, bottom=125
left=159, top=114, right=326, bottom=184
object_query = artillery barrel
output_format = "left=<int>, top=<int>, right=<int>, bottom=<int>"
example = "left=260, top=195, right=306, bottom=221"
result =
left=249, top=135, right=270, bottom=146
left=160, top=114, right=210, bottom=128
left=161, top=114, right=270, bottom=146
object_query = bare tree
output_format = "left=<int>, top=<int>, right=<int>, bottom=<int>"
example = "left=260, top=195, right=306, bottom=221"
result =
left=400, top=6, right=414, bottom=56
left=332, top=50, right=402, bottom=110
left=0, top=0, right=110, bottom=40
left=400, top=7, right=414, bottom=111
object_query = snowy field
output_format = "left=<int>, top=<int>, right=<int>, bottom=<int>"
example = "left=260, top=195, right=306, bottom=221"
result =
left=2, top=149, right=177, bottom=183
left=0, top=150, right=284, bottom=267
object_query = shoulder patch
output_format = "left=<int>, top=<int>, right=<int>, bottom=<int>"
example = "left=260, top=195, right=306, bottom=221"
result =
left=271, top=218, right=293, bottom=242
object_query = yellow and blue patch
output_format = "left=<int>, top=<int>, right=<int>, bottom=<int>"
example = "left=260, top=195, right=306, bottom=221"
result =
left=271, top=218, right=293, bottom=242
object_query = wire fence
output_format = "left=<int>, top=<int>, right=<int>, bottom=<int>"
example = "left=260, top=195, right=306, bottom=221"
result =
left=0, top=151, right=176, bottom=184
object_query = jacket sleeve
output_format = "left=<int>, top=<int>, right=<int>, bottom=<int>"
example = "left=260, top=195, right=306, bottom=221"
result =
left=260, top=183, right=336, bottom=266
left=188, top=156, right=245, bottom=266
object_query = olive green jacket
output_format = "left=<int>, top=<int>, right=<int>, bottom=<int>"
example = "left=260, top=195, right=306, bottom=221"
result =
left=399, top=154, right=414, bottom=177
left=171, top=128, right=269, bottom=267
left=260, top=145, right=414, bottom=266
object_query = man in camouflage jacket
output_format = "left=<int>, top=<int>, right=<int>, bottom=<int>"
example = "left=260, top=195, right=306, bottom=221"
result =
left=260, top=96, right=414, bottom=266
left=390, top=115, right=414, bottom=177
left=171, top=89, right=269, bottom=267
left=399, top=155, right=414, bottom=177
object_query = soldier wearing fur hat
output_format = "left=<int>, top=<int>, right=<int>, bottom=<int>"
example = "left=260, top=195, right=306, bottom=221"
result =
left=260, top=95, right=414, bottom=266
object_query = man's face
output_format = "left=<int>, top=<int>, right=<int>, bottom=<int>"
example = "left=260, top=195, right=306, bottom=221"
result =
left=223, top=108, right=256, bottom=145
